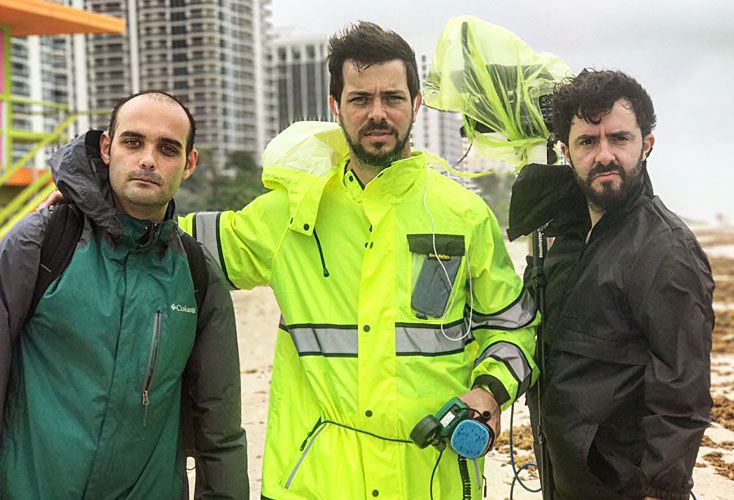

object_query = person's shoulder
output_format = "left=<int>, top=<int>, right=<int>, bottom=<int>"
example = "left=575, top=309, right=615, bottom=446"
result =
left=1, top=208, right=53, bottom=249
left=637, top=197, right=701, bottom=250
left=243, top=188, right=289, bottom=216
left=425, top=169, right=494, bottom=219
left=626, top=197, right=709, bottom=273
left=426, top=169, right=487, bottom=207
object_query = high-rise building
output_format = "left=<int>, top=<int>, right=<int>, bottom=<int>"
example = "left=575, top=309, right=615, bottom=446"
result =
left=85, top=0, right=276, bottom=163
left=271, top=27, right=331, bottom=131
left=412, top=55, right=464, bottom=165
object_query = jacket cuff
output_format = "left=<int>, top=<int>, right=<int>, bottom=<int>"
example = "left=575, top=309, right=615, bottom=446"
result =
left=473, top=374, right=510, bottom=407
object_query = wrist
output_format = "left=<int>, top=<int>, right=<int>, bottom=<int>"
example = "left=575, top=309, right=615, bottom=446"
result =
left=473, top=385, right=499, bottom=412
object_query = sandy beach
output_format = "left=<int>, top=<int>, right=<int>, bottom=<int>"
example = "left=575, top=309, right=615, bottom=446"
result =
left=201, top=226, right=734, bottom=499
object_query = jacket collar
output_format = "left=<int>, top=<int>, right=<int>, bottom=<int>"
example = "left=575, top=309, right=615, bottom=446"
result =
left=589, top=167, right=654, bottom=239
left=340, top=152, right=427, bottom=204
left=118, top=206, right=177, bottom=251
left=261, top=121, right=428, bottom=236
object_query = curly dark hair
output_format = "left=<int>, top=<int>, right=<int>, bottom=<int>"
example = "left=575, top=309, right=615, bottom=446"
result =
left=552, top=69, right=656, bottom=145
left=328, top=21, right=420, bottom=104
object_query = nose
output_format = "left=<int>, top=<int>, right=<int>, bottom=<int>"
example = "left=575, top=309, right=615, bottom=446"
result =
left=368, top=99, right=387, bottom=122
left=139, top=145, right=156, bottom=169
left=594, top=137, right=615, bottom=165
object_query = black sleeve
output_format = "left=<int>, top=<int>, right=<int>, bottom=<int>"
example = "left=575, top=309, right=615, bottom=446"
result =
left=184, top=253, right=248, bottom=499
left=629, top=237, right=714, bottom=499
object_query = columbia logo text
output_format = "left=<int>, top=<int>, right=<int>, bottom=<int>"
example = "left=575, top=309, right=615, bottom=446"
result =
left=170, top=303, right=196, bottom=314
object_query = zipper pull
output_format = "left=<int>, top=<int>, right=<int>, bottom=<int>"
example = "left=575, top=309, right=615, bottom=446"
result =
left=300, top=418, right=323, bottom=451
left=142, top=390, right=150, bottom=425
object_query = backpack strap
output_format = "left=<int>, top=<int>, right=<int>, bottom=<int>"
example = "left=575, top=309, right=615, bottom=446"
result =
left=179, top=231, right=208, bottom=319
left=31, top=202, right=84, bottom=318
left=178, top=230, right=210, bottom=460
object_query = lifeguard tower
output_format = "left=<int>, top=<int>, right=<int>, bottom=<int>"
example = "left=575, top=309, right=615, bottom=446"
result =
left=0, top=0, right=124, bottom=236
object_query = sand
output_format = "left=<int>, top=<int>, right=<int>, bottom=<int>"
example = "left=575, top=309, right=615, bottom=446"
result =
left=193, top=226, right=734, bottom=499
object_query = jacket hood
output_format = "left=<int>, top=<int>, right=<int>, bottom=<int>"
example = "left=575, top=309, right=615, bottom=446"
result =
left=261, top=121, right=446, bottom=236
left=49, top=130, right=123, bottom=240
left=261, top=122, right=349, bottom=236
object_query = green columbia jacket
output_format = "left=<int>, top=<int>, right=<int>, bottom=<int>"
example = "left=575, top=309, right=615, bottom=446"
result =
left=180, top=122, right=539, bottom=499
left=0, top=132, right=248, bottom=499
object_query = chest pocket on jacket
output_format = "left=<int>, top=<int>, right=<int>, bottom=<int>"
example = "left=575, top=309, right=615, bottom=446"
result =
left=407, top=234, right=465, bottom=319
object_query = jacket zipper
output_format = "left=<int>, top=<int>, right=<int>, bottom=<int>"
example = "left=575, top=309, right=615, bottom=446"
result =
left=141, top=309, right=162, bottom=424
left=312, top=228, right=330, bottom=278
left=284, top=421, right=327, bottom=489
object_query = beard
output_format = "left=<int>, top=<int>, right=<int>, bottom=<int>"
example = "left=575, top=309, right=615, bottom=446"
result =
left=340, top=117, right=413, bottom=171
left=572, top=152, right=645, bottom=211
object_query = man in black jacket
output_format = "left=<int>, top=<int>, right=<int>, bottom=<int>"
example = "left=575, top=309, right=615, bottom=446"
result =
left=526, top=70, right=714, bottom=500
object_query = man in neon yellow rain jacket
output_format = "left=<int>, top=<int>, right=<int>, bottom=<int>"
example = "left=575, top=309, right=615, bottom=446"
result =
left=181, top=22, right=538, bottom=499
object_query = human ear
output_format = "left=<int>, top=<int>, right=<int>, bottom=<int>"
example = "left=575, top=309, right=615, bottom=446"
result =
left=642, top=134, right=655, bottom=159
left=412, top=91, right=423, bottom=121
left=100, top=132, right=112, bottom=166
left=329, top=95, right=339, bottom=120
left=182, top=148, right=198, bottom=180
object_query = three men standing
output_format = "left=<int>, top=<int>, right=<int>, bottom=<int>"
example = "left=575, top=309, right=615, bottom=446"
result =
left=1, top=20, right=714, bottom=500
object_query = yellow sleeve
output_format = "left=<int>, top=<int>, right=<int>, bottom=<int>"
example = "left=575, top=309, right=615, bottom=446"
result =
left=467, top=205, right=540, bottom=411
left=178, top=190, right=290, bottom=290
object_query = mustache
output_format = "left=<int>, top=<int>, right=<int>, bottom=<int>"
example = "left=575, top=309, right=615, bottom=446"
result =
left=359, top=120, right=395, bottom=136
left=589, top=163, right=624, bottom=179
left=128, top=171, right=162, bottom=185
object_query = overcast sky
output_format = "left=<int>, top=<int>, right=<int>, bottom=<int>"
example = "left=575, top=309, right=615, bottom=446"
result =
left=272, top=0, right=734, bottom=222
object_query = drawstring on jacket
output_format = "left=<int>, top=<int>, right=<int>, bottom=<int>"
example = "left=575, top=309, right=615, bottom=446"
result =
left=313, top=228, right=330, bottom=278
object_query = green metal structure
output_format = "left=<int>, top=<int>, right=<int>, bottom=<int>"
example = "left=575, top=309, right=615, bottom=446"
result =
left=0, top=0, right=124, bottom=237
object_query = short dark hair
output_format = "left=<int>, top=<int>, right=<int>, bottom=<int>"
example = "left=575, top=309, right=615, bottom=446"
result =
left=328, top=21, right=420, bottom=104
left=552, top=69, right=656, bottom=146
left=108, top=90, right=196, bottom=155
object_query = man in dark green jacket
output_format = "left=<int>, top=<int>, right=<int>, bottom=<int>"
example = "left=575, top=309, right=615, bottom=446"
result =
left=0, top=91, right=248, bottom=499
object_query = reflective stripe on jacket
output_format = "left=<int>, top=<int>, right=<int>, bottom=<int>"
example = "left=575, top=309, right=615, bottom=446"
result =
left=181, top=121, right=539, bottom=499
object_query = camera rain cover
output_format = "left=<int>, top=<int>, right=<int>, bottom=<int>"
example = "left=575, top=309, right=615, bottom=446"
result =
left=424, top=16, right=571, bottom=169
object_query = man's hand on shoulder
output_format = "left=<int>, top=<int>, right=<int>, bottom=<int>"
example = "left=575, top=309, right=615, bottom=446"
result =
left=37, top=189, right=63, bottom=210
left=458, top=386, right=501, bottom=443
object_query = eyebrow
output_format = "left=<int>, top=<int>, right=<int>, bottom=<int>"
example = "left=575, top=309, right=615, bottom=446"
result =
left=574, top=130, right=634, bottom=143
left=347, top=88, right=407, bottom=96
left=118, top=130, right=183, bottom=149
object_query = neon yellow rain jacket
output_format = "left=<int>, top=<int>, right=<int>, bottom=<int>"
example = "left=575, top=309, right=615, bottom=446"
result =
left=180, top=122, right=539, bottom=499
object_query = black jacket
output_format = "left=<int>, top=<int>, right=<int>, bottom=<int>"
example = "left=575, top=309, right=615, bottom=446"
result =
left=520, top=167, right=714, bottom=499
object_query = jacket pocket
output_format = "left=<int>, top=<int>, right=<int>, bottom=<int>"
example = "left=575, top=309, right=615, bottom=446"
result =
left=407, top=234, right=465, bottom=319
left=141, top=309, right=162, bottom=424
left=283, top=420, right=327, bottom=491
